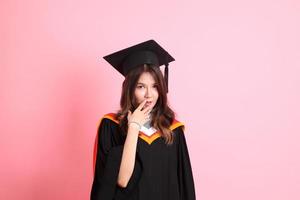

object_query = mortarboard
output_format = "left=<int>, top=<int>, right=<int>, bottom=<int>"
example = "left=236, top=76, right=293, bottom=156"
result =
left=103, top=39, right=175, bottom=93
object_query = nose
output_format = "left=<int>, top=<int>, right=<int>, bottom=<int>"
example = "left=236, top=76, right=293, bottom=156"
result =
left=145, top=87, right=152, bottom=98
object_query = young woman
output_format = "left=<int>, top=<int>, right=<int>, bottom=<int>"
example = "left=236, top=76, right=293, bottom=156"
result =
left=90, top=40, right=196, bottom=200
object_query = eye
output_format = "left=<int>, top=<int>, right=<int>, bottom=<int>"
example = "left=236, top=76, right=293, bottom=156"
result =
left=153, top=85, right=158, bottom=88
left=137, top=85, right=144, bottom=89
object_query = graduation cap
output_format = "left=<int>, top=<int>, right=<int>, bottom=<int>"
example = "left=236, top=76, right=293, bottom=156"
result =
left=103, top=39, right=175, bottom=93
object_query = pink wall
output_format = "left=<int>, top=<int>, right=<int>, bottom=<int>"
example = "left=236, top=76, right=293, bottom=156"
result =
left=1, top=0, right=300, bottom=199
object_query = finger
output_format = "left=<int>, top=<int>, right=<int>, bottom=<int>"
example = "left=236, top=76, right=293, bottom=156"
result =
left=144, top=110, right=150, bottom=115
left=146, top=113, right=152, bottom=119
left=127, top=111, right=131, bottom=120
left=143, top=105, right=152, bottom=114
left=137, top=99, right=148, bottom=110
left=144, top=109, right=151, bottom=115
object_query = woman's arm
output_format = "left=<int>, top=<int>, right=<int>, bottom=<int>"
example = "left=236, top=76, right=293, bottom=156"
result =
left=117, top=99, right=151, bottom=188
left=117, top=123, right=140, bottom=188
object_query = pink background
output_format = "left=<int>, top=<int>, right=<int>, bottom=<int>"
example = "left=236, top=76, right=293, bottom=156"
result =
left=1, top=0, right=300, bottom=199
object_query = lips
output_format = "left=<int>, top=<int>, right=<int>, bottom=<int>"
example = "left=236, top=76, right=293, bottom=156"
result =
left=144, top=101, right=152, bottom=107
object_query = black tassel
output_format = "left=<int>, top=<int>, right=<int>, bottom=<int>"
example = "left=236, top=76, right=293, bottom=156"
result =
left=164, top=64, right=169, bottom=93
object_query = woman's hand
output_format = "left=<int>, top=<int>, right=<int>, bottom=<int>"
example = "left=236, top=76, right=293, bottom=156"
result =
left=127, top=99, right=152, bottom=129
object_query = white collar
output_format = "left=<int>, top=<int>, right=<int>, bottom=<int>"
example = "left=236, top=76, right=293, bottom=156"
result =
left=140, top=126, right=157, bottom=136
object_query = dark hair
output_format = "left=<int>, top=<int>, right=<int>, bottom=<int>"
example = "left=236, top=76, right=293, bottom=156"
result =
left=116, top=64, right=176, bottom=144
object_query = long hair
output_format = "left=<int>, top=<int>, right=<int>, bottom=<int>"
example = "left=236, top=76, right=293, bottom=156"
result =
left=116, top=64, right=176, bottom=144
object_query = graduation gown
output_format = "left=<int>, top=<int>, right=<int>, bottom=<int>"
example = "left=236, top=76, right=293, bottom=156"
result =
left=90, top=113, right=196, bottom=200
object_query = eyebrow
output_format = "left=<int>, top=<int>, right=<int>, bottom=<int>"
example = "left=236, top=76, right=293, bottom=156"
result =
left=137, top=82, right=157, bottom=85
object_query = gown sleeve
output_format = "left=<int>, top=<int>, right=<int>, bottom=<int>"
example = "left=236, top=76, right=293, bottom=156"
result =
left=177, top=126, right=196, bottom=200
left=90, top=117, right=142, bottom=200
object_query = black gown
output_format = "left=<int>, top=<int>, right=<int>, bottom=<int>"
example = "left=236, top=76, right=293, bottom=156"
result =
left=90, top=113, right=196, bottom=200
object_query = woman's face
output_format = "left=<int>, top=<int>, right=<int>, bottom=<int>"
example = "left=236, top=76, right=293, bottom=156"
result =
left=134, top=72, right=159, bottom=110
